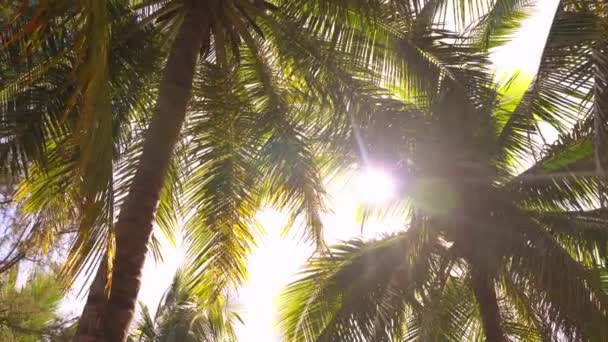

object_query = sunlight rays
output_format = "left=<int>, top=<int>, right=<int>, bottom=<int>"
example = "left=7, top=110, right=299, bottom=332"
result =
left=354, top=167, right=396, bottom=205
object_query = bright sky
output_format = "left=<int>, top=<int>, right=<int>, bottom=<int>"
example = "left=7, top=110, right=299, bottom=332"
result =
left=59, top=1, right=560, bottom=339
left=490, top=0, right=559, bottom=77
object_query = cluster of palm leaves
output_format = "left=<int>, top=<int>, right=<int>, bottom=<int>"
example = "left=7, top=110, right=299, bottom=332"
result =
left=1, top=0, right=608, bottom=341
left=0, top=268, right=75, bottom=341
left=130, top=270, right=239, bottom=342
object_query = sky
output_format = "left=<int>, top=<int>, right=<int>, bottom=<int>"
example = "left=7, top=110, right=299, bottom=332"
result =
left=58, top=1, right=560, bottom=340
left=490, top=1, right=559, bottom=77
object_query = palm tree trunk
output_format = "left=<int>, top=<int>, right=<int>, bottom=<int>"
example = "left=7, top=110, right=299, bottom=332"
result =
left=74, top=2, right=209, bottom=341
left=74, top=258, right=108, bottom=341
left=471, top=266, right=504, bottom=342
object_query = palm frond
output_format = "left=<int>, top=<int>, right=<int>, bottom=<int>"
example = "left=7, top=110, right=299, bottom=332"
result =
left=278, top=220, right=441, bottom=342
left=505, top=122, right=603, bottom=211
left=506, top=214, right=608, bottom=340
left=499, top=273, right=556, bottom=341
left=237, top=40, right=328, bottom=247
left=182, top=62, right=261, bottom=297
left=533, top=208, right=608, bottom=267
left=495, top=3, right=596, bottom=165
left=1, top=3, right=164, bottom=289
left=469, top=0, right=536, bottom=49
left=403, top=274, right=482, bottom=342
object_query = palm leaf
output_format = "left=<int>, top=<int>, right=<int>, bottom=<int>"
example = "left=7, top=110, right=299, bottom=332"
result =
left=278, top=220, right=441, bottom=342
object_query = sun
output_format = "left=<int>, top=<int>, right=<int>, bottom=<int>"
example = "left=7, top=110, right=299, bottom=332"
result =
left=354, top=167, right=396, bottom=205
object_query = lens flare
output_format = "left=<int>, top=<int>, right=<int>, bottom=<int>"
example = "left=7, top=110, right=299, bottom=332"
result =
left=355, top=168, right=396, bottom=205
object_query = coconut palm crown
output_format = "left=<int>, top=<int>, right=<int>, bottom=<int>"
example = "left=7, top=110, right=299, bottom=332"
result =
left=278, top=1, right=608, bottom=341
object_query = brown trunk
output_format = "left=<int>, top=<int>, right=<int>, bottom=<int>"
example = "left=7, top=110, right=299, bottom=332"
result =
left=73, top=258, right=108, bottom=341
left=471, top=265, right=504, bottom=342
left=74, top=2, right=209, bottom=341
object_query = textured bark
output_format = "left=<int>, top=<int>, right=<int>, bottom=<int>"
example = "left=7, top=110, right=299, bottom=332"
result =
left=74, top=2, right=209, bottom=341
left=73, top=259, right=108, bottom=341
left=471, top=266, right=505, bottom=342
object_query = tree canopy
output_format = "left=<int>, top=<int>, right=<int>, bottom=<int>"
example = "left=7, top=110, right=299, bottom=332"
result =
left=1, top=0, right=607, bottom=341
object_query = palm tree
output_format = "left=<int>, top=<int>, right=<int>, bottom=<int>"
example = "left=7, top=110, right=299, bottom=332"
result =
left=277, top=2, right=608, bottom=339
left=2, top=0, right=552, bottom=340
left=130, top=270, right=238, bottom=342
left=278, top=86, right=608, bottom=341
